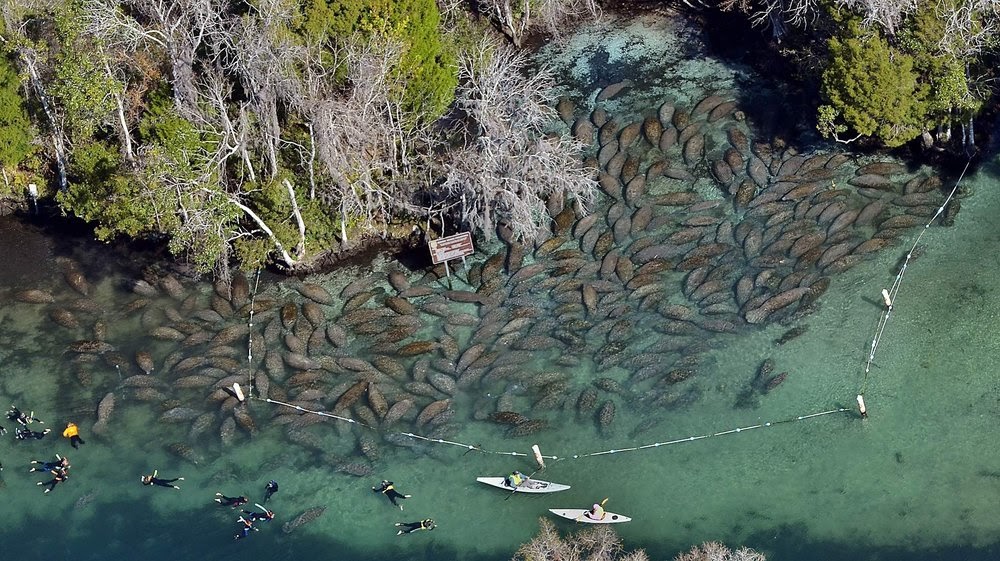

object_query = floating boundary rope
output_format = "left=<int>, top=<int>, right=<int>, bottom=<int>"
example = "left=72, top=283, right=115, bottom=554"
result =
left=859, top=160, right=971, bottom=396
left=251, top=395, right=849, bottom=462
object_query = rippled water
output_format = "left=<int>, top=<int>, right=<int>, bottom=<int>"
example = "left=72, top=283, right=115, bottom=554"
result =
left=1, top=13, right=999, bottom=561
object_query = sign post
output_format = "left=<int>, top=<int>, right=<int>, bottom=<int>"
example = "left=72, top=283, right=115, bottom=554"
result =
left=429, top=232, right=475, bottom=286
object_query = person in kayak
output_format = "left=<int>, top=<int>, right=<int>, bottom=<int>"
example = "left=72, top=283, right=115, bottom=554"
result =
left=29, top=454, right=69, bottom=473
left=262, top=480, right=278, bottom=503
left=215, top=493, right=249, bottom=508
left=395, top=518, right=435, bottom=535
left=141, top=470, right=184, bottom=489
left=372, top=480, right=411, bottom=509
left=586, top=499, right=608, bottom=521
left=504, top=471, right=526, bottom=488
left=62, top=422, right=85, bottom=448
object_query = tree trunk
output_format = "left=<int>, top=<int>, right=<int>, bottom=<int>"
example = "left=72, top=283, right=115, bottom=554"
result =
left=282, top=178, right=307, bottom=259
left=18, top=47, right=68, bottom=192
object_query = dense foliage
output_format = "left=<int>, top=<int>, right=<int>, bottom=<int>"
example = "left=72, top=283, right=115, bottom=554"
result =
left=0, top=0, right=996, bottom=272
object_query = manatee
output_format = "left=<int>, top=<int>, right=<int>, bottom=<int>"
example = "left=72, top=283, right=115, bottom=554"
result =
left=282, top=507, right=326, bottom=534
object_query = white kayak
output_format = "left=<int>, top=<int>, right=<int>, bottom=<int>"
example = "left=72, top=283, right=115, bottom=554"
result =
left=548, top=508, right=632, bottom=524
left=476, top=477, right=570, bottom=493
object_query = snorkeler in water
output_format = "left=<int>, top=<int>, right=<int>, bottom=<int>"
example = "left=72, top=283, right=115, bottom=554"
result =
left=141, top=470, right=184, bottom=489
left=215, top=493, right=249, bottom=508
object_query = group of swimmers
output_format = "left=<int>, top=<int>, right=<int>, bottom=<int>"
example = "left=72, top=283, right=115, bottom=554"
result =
left=372, top=479, right=436, bottom=535
left=1, top=406, right=87, bottom=493
left=212, top=480, right=278, bottom=540
left=4, top=402, right=435, bottom=539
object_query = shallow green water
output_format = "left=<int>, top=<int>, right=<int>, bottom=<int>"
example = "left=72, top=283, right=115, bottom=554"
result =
left=1, top=13, right=999, bottom=561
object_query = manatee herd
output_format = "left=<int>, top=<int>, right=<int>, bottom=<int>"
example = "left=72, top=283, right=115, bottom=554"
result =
left=6, top=85, right=956, bottom=477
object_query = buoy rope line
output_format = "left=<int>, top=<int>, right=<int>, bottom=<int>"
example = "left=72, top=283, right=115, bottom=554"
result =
left=246, top=268, right=262, bottom=400
left=859, top=159, right=971, bottom=396
left=253, top=396, right=848, bottom=462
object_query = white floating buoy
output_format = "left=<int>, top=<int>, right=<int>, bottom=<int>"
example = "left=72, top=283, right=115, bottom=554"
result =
left=881, top=289, right=892, bottom=308
left=856, top=394, right=867, bottom=419
left=233, top=382, right=245, bottom=402
left=531, top=444, right=545, bottom=469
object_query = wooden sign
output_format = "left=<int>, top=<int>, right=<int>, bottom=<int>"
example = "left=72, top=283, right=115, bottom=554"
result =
left=429, top=232, right=474, bottom=264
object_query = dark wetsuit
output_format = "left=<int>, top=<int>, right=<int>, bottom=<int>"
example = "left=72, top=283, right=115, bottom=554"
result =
left=31, top=460, right=66, bottom=472
left=144, top=476, right=182, bottom=489
left=38, top=472, right=68, bottom=493
left=396, top=519, right=435, bottom=535
left=262, top=480, right=278, bottom=503
left=373, top=480, right=410, bottom=508
left=216, top=494, right=248, bottom=508
left=15, top=427, right=49, bottom=440
left=234, top=517, right=257, bottom=540
left=241, top=509, right=274, bottom=523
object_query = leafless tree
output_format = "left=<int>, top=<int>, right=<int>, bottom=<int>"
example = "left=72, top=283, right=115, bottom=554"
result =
left=674, top=541, right=767, bottom=561
left=81, top=0, right=229, bottom=115
left=479, top=0, right=600, bottom=47
left=441, top=36, right=596, bottom=242
left=302, top=37, right=422, bottom=244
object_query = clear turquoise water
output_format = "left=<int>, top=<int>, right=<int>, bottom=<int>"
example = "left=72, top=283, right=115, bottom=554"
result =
left=1, top=14, right=999, bottom=561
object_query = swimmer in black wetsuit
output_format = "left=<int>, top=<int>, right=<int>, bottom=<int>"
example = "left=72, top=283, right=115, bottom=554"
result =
left=215, top=493, right=249, bottom=508
left=141, top=470, right=184, bottom=489
left=30, top=454, right=69, bottom=473
left=241, top=506, right=274, bottom=523
left=37, top=470, right=68, bottom=493
left=262, top=480, right=278, bottom=503
left=15, top=427, right=50, bottom=440
left=373, top=480, right=411, bottom=510
left=395, top=518, right=435, bottom=535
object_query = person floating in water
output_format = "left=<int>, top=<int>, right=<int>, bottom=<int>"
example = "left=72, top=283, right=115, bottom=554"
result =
left=262, top=480, right=278, bottom=503
left=504, top=470, right=526, bottom=488
left=373, top=480, right=411, bottom=510
left=241, top=504, right=275, bottom=523
left=15, top=427, right=51, bottom=440
left=29, top=454, right=69, bottom=473
left=62, top=422, right=85, bottom=449
left=395, top=518, right=435, bottom=535
left=7, top=406, right=42, bottom=426
left=141, top=470, right=184, bottom=489
left=37, top=470, right=68, bottom=493
left=215, top=493, right=249, bottom=508
left=233, top=516, right=258, bottom=540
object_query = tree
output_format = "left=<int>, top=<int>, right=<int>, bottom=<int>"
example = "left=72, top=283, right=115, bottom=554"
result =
left=0, top=53, right=35, bottom=191
left=513, top=518, right=648, bottom=561
left=440, top=35, right=597, bottom=242
left=301, top=0, right=457, bottom=122
left=818, top=17, right=927, bottom=147
left=674, top=541, right=767, bottom=561
left=479, top=0, right=600, bottom=47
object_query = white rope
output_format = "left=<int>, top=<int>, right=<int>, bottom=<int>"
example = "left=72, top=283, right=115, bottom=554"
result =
left=246, top=269, right=262, bottom=399
left=861, top=161, right=970, bottom=394
left=257, top=396, right=847, bottom=461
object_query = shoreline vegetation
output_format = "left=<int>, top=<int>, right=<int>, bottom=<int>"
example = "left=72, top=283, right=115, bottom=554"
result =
left=513, top=518, right=767, bottom=561
left=1, top=1, right=996, bottom=277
